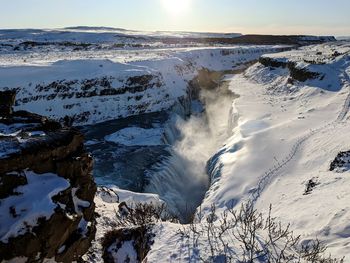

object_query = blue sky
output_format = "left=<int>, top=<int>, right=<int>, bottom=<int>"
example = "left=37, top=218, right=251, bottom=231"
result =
left=1, top=0, right=350, bottom=35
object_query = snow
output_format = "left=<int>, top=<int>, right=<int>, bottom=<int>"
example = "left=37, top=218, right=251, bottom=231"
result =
left=78, top=217, right=92, bottom=238
left=83, top=41, right=350, bottom=262
left=199, top=42, right=350, bottom=257
left=0, top=125, right=47, bottom=158
left=0, top=27, right=241, bottom=46
left=100, top=186, right=164, bottom=206
left=0, top=35, right=289, bottom=125
left=239, top=119, right=270, bottom=137
left=57, top=245, right=66, bottom=254
left=72, top=187, right=91, bottom=215
left=107, top=240, right=138, bottom=263
left=0, top=140, right=20, bottom=158
left=1, top=28, right=347, bottom=261
left=0, top=171, right=70, bottom=242
left=104, top=127, right=164, bottom=146
left=145, top=42, right=350, bottom=261
left=0, top=123, right=26, bottom=136
left=83, top=187, right=163, bottom=262
left=27, top=131, right=46, bottom=137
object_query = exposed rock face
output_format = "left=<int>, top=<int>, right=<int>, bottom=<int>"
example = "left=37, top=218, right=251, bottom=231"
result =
left=13, top=73, right=164, bottom=125
left=0, top=93, right=96, bottom=262
left=330, top=151, right=350, bottom=172
left=0, top=90, right=16, bottom=116
left=259, top=57, right=321, bottom=82
left=287, top=62, right=321, bottom=82
left=259, top=57, right=287, bottom=69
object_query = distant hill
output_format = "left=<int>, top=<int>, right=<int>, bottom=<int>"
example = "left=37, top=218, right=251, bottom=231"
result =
left=159, top=34, right=337, bottom=45
left=337, top=36, right=350, bottom=40
left=0, top=27, right=336, bottom=47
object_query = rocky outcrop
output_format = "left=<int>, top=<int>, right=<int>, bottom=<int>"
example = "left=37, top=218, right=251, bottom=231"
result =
left=330, top=151, right=350, bottom=172
left=259, top=57, right=287, bottom=69
left=259, top=57, right=321, bottom=82
left=288, top=62, right=321, bottom=82
left=13, top=73, right=165, bottom=125
left=16, top=74, right=162, bottom=109
left=0, top=91, right=96, bottom=262
left=0, top=90, right=16, bottom=116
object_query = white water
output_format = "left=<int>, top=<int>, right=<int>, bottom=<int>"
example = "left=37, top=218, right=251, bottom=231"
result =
left=145, top=83, right=236, bottom=222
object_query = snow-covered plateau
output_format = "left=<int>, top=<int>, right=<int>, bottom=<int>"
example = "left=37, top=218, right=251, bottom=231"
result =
left=0, top=42, right=289, bottom=126
left=1, top=28, right=349, bottom=262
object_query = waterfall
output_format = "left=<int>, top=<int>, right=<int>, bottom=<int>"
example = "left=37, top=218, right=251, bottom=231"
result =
left=145, top=80, right=237, bottom=222
left=145, top=148, right=209, bottom=222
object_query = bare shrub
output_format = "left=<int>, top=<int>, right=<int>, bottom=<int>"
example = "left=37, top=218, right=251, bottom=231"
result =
left=102, top=202, right=178, bottom=262
left=115, top=202, right=179, bottom=229
left=101, top=227, right=154, bottom=263
left=178, top=202, right=344, bottom=263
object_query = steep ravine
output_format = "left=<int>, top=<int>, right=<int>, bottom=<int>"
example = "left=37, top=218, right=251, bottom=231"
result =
left=145, top=73, right=238, bottom=222
left=81, top=69, right=239, bottom=223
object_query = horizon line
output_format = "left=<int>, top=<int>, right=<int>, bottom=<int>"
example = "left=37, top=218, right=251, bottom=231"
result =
left=0, top=25, right=346, bottom=37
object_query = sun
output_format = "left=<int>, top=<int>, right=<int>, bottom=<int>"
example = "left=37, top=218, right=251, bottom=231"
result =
left=162, top=0, right=191, bottom=16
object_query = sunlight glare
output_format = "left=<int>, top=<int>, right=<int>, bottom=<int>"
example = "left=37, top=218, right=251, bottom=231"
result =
left=162, top=0, right=191, bottom=16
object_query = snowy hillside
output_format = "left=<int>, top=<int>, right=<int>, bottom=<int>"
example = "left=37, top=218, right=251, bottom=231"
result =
left=0, top=27, right=242, bottom=45
left=0, top=27, right=243, bottom=43
left=0, top=27, right=335, bottom=54
left=144, top=42, right=350, bottom=261
left=0, top=44, right=289, bottom=125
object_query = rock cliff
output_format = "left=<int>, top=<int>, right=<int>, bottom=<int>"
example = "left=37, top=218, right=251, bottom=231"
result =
left=0, top=91, right=96, bottom=262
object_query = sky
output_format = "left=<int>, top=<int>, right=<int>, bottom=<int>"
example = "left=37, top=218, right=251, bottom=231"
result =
left=1, top=0, right=350, bottom=36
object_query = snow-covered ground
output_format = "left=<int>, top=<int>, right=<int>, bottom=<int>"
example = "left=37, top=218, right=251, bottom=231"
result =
left=81, top=42, right=350, bottom=262
left=83, top=187, right=163, bottom=262
left=0, top=171, right=70, bottom=242
left=0, top=27, right=242, bottom=45
left=0, top=44, right=288, bottom=125
left=104, top=127, right=164, bottom=146
left=145, top=42, right=350, bottom=261
left=2, top=28, right=348, bottom=261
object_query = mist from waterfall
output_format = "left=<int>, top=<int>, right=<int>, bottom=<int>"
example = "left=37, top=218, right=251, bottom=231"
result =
left=145, top=83, right=236, bottom=222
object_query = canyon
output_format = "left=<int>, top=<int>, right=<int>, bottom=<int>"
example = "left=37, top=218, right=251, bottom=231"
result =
left=1, top=28, right=349, bottom=262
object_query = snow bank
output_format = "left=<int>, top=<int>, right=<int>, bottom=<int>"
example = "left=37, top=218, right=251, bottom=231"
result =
left=198, top=42, right=350, bottom=258
left=0, top=171, right=70, bottom=242
left=104, top=127, right=164, bottom=146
